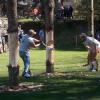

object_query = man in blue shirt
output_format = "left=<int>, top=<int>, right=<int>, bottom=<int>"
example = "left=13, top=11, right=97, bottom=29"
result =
left=19, top=29, right=40, bottom=78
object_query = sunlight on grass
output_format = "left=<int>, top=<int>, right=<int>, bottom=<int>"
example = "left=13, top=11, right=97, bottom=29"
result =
left=18, top=18, right=33, bottom=23
left=0, top=49, right=100, bottom=76
left=0, top=50, right=100, bottom=100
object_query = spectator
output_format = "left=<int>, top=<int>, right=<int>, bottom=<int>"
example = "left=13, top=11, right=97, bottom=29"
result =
left=95, top=28, right=100, bottom=41
left=18, top=25, right=24, bottom=42
left=1, top=29, right=8, bottom=52
left=64, top=5, right=73, bottom=19
left=38, top=29, right=45, bottom=41
left=56, top=5, right=64, bottom=20
left=3, top=34, right=8, bottom=52
left=38, top=28, right=45, bottom=48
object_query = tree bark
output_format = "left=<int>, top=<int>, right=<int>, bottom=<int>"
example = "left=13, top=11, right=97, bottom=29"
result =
left=91, top=0, right=94, bottom=37
left=7, top=0, right=19, bottom=87
left=44, top=0, right=55, bottom=73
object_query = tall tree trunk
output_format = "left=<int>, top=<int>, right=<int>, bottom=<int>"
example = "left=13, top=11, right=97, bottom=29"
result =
left=44, top=0, right=55, bottom=73
left=7, top=0, right=19, bottom=87
left=91, top=0, right=94, bottom=37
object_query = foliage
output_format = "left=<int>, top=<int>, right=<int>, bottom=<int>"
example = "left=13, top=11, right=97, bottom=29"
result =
left=18, top=20, right=88, bottom=49
left=73, top=0, right=100, bottom=20
left=54, top=20, right=88, bottom=49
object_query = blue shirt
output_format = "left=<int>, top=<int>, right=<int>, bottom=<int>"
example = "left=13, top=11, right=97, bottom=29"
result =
left=39, top=30, right=44, bottom=39
left=19, top=34, right=35, bottom=53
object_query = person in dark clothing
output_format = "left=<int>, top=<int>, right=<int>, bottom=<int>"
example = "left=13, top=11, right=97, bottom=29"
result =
left=64, top=5, right=73, bottom=19
left=95, top=28, right=100, bottom=41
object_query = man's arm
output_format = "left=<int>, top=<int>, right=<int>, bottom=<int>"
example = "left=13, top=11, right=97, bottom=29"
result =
left=30, top=41, right=40, bottom=48
left=34, top=38, right=40, bottom=42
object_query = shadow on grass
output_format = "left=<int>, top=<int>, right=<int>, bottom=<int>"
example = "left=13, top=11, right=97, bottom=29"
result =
left=0, top=71, right=100, bottom=100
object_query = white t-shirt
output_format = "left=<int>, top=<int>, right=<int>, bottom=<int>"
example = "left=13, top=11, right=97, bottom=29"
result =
left=84, top=36, right=100, bottom=49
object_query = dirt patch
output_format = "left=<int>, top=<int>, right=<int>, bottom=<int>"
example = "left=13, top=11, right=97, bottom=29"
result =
left=0, top=83, right=44, bottom=93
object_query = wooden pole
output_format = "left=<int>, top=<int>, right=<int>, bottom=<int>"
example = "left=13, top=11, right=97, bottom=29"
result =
left=91, top=0, right=94, bottom=37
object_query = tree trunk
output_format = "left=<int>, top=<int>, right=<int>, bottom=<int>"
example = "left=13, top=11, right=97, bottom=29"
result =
left=44, top=0, right=55, bottom=73
left=91, top=0, right=94, bottom=37
left=7, top=0, right=19, bottom=87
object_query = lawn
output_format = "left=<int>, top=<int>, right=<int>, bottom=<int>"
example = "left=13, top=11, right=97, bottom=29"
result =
left=0, top=49, right=100, bottom=100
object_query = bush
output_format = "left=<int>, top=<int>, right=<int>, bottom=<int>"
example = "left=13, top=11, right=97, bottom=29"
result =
left=18, top=20, right=88, bottom=50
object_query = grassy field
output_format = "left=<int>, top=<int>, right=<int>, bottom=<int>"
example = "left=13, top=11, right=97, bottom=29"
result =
left=0, top=49, right=100, bottom=100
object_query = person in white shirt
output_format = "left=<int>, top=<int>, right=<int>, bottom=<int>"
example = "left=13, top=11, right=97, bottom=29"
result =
left=80, top=33, right=100, bottom=72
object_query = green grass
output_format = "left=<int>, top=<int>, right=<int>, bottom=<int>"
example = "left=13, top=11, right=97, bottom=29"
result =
left=0, top=49, right=100, bottom=100
left=18, top=18, right=33, bottom=23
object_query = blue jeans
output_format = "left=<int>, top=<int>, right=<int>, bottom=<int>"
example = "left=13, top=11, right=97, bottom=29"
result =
left=19, top=51, right=30, bottom=73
